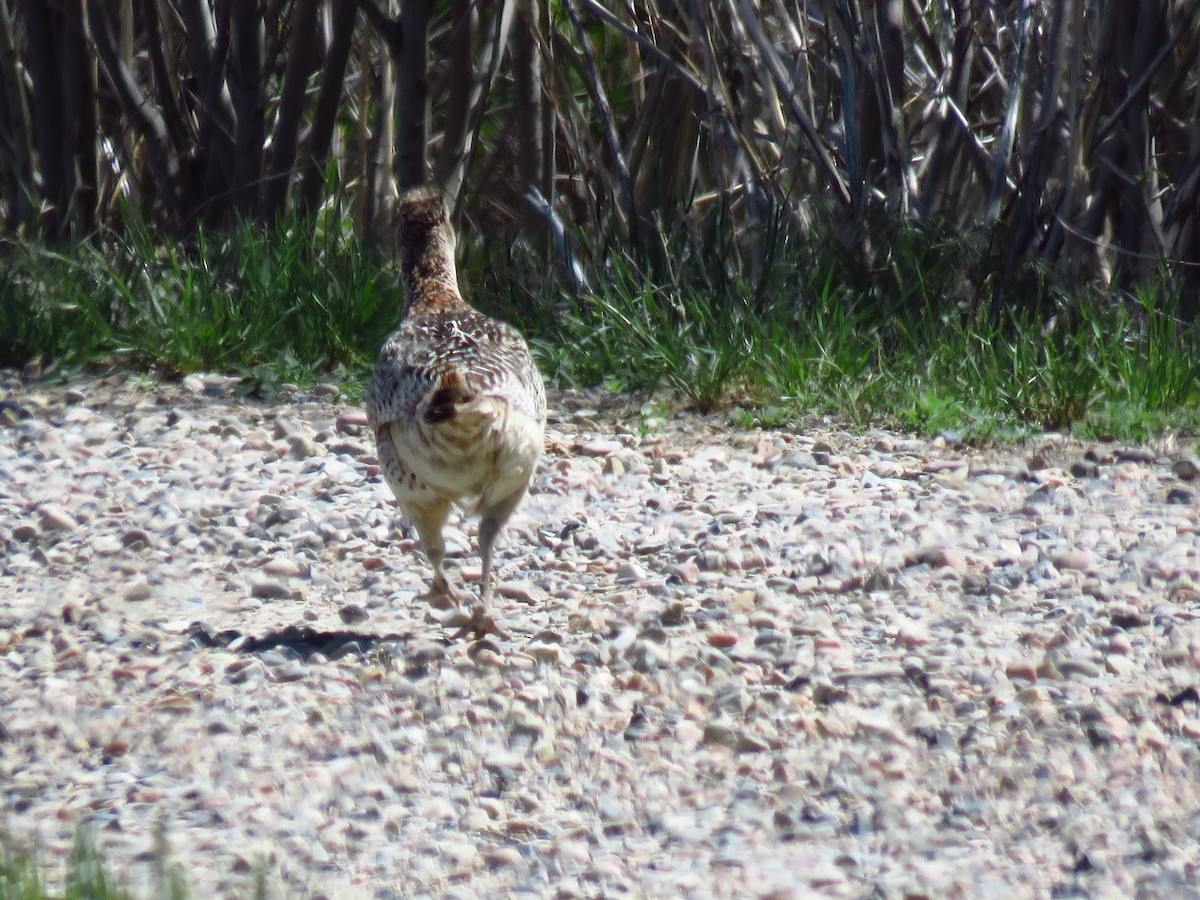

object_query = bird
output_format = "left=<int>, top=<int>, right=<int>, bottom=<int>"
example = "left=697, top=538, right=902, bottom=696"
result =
left=367, top=185, right=546, bottom=637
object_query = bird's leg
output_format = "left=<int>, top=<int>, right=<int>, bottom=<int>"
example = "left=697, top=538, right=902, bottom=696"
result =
left=478, top=514, right=501, bottom=606
left=409, top=499, right=465, bottom=609
left=462, top=493, right=524, bottom=638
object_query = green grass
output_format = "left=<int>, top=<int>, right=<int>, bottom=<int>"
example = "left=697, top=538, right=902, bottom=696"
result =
left=0, top=214, right=398, bottom=395
left=2, top=205, right=1198, bottom=442
left=470, top=204, right=1200, bottom=441
left=2, top=827, right=160, bottom=900
left=0, top=825, right=268, bottom=900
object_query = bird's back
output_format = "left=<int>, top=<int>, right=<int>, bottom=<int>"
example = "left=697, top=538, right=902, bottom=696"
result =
left=367, top=188, right=545, bottom=511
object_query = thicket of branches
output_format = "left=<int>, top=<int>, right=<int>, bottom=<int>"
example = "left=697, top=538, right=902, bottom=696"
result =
left=1, top=1, right=1197, bottom=315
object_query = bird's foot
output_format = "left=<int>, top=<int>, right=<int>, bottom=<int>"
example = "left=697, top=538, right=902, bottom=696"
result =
left=418, top=583, right=470, bottom=610
left=441, top=603, right=510, bottom=641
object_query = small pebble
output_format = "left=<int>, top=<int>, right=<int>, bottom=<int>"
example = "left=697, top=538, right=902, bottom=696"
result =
left=338, top=603, right=369, bottom=625
left=702, top=721, right=738, bottom=748
left=1173, top=457, right=1199, bottom=481
left=263, top=558, right=303, bottom=577
left=11, top=523, right=38, bottom=542
left=1006, top=659, right=1040, bottom=682
left=482, top=846, right=523, bottom=868
left=497, top=580, right=547, bottom=604
left=38, top=504, right=78, bottom=532
left=579, top=439, right=623, bottom=456
left=122, top=576, right=153, bottom=602
left=1051, top=549, right=1091, bottom=571
left=602, top=457, right=626, bottom=476
left=895, top=621, right=931, bottom=648
left=249, top=579, right=293, bottom=600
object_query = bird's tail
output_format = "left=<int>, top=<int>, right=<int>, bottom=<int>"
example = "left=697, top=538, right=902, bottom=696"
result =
left=413, top=368, right=517, bottom=500
left=422, top=369, right=478, bottom=425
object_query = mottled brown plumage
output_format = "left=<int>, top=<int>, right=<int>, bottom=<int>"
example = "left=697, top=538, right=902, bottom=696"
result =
left=367, top=186, right=545, bottom=635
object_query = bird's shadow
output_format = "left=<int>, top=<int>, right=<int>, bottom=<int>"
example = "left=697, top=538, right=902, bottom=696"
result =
left=183, top=621, right=432, bottom=662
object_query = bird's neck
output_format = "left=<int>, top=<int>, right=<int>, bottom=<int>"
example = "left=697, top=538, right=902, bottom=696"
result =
left=405, top=283, right=469, bottom=316
left=402, top=242, right=470, bottom=316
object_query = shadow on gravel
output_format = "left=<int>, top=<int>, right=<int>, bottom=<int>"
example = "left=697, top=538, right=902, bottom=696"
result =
left=183, top=622, right=428, bottom=661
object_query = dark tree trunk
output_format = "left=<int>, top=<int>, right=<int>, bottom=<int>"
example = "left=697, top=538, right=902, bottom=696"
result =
left=62, top=0, right=96, bottom=233
left=434, top=0, right=474, bottom=189
left=229, top=2, right=265, bottom=218
left=1164, top=155, right=1200, bottom=322
left=363, top=37, right=396, bottom=235
left=264, top=0, right=322, bottom=219
left=23, top=0, right=67, bottom=239
left=143, top=0, right=191, bottom=167
left=0, top=0, right=35, bottom=229
left=395, top=0, right=429, bottom=190
left=513, top=0, right=542, bottom=196
left=1114, top=0, right=1167, bottom=291
left=915, top=0, right=975, bottom=219
left=177, top=0, right=235, bottom=225
left=194, top=1, right=236, bottom=226
left=298, top=0, right=359, bottom=215
left=90, top=0, right=183, bottom=227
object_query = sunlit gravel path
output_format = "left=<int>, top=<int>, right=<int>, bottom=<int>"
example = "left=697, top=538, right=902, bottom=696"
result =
left=2, top=372, right=1199, bottom=898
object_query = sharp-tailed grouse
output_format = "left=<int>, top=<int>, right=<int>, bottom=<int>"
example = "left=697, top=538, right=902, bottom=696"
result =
left=367, top=186, right=545, bottom=635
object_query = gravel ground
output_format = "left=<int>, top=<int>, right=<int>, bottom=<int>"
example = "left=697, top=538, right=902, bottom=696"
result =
left=2, top=371, right=1200, bottom=899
